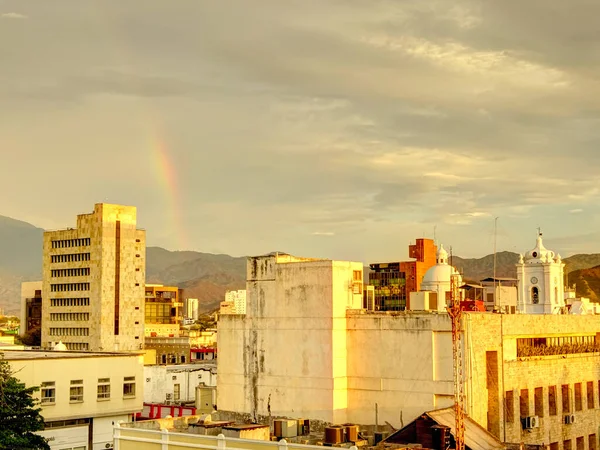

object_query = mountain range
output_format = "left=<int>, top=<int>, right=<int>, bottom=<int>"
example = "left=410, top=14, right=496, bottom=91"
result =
left=2, top=214, right=600, bottom=315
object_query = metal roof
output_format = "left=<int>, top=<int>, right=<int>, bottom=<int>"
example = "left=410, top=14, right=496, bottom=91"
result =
left=426, top=408, right=504, bottom=450
left=480, top=277, right=518, bottom=282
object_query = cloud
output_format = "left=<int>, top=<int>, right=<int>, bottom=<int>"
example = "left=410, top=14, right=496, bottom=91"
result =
left=1, top=12, right=27, bottom=19
left=1, top=0, right=600, bottom=261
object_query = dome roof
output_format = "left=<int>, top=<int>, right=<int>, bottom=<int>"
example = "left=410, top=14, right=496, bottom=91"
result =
left=523, top=234, right=556, bottom=264
left=437, top=244, right=448, bottom=264
left=422, top=264, right=462, bottom=284
left=53, top=341, right=67, bottom=351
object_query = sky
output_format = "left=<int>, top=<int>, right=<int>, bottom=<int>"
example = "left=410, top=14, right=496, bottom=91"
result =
left=1, top=0, right=600, bottom=262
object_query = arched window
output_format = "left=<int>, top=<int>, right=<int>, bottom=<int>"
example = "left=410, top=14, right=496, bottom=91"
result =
left=532, top=287, right=539, bottom=304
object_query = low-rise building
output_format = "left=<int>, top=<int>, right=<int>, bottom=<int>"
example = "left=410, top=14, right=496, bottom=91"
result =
left=145, top=284, right=184, bottom=329
left=144, top=363, right=216, bottom=404
left=3, top=349, right=143, bottom=450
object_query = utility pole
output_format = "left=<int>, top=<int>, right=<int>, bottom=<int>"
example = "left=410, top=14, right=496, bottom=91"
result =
left=493, top=217, right=499, bottom=310
left=448, top=247, right=465, bottom=450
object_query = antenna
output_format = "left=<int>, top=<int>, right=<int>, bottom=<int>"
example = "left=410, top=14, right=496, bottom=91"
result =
left=493, top=217, right=498, bottom=307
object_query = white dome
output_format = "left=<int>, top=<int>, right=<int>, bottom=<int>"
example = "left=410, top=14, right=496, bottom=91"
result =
left=422, top=264, right=462, bottom=284
left=524, top=235, right=556, bottom=264
left=437, top=244, right=449, bottom=264
left=53, top=341, right=67, bottom=351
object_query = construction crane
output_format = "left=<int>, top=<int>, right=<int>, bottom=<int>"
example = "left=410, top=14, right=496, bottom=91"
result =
left=447, top=249, right=465, bottom=450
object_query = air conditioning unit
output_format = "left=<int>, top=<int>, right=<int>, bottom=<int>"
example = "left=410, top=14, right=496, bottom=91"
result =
left=523, top=416, right=540, bottom=429
left=564, top=414, right=576, bottom=425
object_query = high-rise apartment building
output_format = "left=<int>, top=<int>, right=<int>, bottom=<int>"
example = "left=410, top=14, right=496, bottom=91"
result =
left=41, top=203, right=146, bottom=351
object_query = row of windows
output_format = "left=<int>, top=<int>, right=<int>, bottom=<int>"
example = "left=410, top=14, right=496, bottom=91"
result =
left=51, top=253, right=91, bottom=263
left=50, top=283, right=90, bottom=292
left=65, top=342, right=89, bottom=351
left=40, top=377, right=136, bottom=405
left=49, top=328, right=89, bottom=336
left=547, top=435, right=596, bottom=450
left=517, top=335, right=599, bottom=357
left=50, top=313, right=89, bottom=322
left=51, top=268, right=90, bottom=278
left=50, top=298, right=90, bottom=307
left=507, top=381, right=600, bottom=422
left=51, top=238, right=91, bottom=248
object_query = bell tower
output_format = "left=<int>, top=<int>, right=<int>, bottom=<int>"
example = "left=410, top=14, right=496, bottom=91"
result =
left=516, top=231, right=565, bottom=314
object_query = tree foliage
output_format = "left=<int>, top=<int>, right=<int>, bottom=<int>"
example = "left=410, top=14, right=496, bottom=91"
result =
left=20, top=326, right=41, bottom=347
left=0, top=354, right=49, bottom=450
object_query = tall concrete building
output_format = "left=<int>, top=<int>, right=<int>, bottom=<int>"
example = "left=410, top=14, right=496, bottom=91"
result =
left=41, top=203, right=146, bottom=351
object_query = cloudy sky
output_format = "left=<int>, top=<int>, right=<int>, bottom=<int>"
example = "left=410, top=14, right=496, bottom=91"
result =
left=1, top=0, right=599, bottom=261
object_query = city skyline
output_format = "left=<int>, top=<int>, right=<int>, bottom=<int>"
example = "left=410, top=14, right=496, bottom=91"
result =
left=2, top=0, right=600, bottom=262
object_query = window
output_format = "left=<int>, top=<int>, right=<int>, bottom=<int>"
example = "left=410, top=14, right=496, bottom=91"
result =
left=519, top=389, right=529, bottom=418
left=531, top=287, right=539, bottom=304
left=353, top=270, right=362, bottom=282
left=505, top=391, right=514, bottom=423
left=123, top=376, right=136, bottom=398
left=575, top=383, right=582, bottom=411
left=70, top=380, right=83, bottom=403
left=97, top=378, right=110, bottom=401
left=562, top=384, right=571, bottom=413
left=588, top=382, right=595, bottom=409
left=174, top=383, right=180, bottom=401
left=549, top=385, right=557, bottom=416
left=41, top=382, right=55, bottom=404
left=577, top=436, right=585, bottom=450
left=589, top=434, right=597, bottom=450
left=549, top=443, right=558, bottom=450
left=564, top=439, right=572, bottom=450
left=534, top=387, right=544, bottom=417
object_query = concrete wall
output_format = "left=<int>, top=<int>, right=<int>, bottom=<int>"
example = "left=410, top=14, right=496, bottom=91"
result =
left=346, top=311, right=454, bottom=425
left=217, top=255, right=363, bottom=424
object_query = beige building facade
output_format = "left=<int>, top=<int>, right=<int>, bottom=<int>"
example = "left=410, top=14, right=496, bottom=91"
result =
left=4, top=349, right=144, bottom=450
left=218, top=253, right=600, bottom=449
left=218, top=253, right=364, bottom=424
left=41, top=203, right=146, bottom=351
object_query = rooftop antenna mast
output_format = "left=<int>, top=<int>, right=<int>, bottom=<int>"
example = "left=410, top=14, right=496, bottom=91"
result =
left=493, top=217, right=499, bottom=309
left=447, top=246, right=465, bottom=450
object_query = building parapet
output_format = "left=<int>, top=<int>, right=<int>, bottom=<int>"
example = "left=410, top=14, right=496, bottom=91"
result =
left=114, top=426, right=358, bottom=450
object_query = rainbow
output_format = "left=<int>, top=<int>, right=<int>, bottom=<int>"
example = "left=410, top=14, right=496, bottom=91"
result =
left=152, top=132, right=188, bottom=250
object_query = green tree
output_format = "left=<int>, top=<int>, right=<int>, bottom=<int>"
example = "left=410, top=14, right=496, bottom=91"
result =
left=20, top=327, right=41, bottom=347
left=0, top=353, right=49, bottom=450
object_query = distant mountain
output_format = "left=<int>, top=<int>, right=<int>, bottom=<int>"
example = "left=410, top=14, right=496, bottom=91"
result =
left=145, top=247, right=246, bottom=313
left=452, top=251, right=520, bottom=281
left=565, top=265, right=600, bottom=302
left=0, top=215, right=247, bottom=315
left=0, top=215, right=44, bottom=275
left=2, top=212, right=600, bottom=315
left=453, top=251, right=600, bottom=287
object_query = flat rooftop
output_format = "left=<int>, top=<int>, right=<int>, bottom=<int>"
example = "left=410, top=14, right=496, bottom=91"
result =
left=1, top=350, right=143, bottom=360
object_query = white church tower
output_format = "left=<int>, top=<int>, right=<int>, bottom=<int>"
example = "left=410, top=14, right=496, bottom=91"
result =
left=516, top=232, right=565, bottom=314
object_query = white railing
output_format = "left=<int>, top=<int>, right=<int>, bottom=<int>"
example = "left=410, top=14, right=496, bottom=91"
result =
left=114, top=424, right=359, bottom=450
